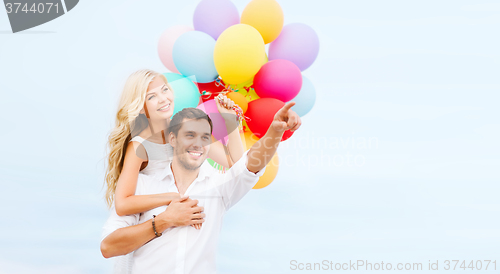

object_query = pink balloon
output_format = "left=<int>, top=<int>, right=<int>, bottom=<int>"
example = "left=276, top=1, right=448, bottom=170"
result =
left=158, top=25, right=194, bottom=73
left=253, top=59, right=302, bottom=102
left=196, top=99, right=229, bottom=145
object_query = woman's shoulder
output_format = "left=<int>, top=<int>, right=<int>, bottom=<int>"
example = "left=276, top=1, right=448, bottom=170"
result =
left=126, top=139, right=148, bottom=161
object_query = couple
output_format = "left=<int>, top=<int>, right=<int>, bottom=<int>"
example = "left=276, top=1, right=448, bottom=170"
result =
left=100, top=69, right=302, bottom=273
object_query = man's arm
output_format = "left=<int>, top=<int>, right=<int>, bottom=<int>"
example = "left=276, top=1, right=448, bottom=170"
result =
left=100, top=197, right=205, bottom=258
left=100, top=218, right=164, bottom=258
left=247, top=102, right=301, bottom=173
left=216, top=102, right=302, bottom=210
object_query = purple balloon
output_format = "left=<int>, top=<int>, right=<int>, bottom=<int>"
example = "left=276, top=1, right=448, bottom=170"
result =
left=193, top=0, right=240, bottom=40
left=269, top=23, right=320, bottom=71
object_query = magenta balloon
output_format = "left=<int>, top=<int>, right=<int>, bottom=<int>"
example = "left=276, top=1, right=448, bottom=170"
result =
left=196, top=99, right=229, bottom=145
left=269, top=23, right=320, bottom=71
left=193, top=0, right=240, bottom=40
left=253, top=59, right=302, bottom=102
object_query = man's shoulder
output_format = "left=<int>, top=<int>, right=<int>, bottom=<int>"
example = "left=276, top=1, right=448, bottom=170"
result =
left=200, top=160, right=219, bottom=178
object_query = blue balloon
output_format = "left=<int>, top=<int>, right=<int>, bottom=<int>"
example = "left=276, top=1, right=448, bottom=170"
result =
left=164, top=73, right=201, bottom=115
left=289, top=75, right=315, bottom=117
left=172, top=31, right=218, bottom=83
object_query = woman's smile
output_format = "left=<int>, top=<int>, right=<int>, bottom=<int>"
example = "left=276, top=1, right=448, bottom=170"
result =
left=157, top=103, right=171, bottom=112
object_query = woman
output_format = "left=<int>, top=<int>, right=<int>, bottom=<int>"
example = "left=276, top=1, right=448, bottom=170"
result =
left=104, top=69, right=244, bottom=219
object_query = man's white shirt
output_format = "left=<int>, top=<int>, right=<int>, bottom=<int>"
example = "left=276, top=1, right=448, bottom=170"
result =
left=102, top=151, right=265, bottom=274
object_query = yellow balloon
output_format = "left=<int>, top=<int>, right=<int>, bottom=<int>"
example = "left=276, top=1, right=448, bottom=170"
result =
left=227, top=53, right=267, bottom=92
left=240, top=131, right=279, bottom=189
left=214, top=24, right=266, bottom=85
left=245, top=88, right=260, bottom=102
left=241, top=0, right=284, bottom=44
left=229, top=78, right=253, bottom=91
left=242, top=119, right=251, bottom=133
left=242, top=131, right=259, bottom=149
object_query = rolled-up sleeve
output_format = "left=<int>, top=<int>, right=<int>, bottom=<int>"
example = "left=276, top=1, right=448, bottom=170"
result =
left=101, top=176, right=145, bottom=242
left=101, top=206, right=140, bottom=242
left=218, top=150, right=266, bottom=210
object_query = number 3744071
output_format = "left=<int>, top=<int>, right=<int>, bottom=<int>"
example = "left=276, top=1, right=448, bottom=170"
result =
left=5, top=2, right=60, bottom=14
left=443, top=260, right=496, bottom=271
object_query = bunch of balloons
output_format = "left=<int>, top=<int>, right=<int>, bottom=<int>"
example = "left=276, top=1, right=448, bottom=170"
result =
left=157, top=0, right=319, bottom=189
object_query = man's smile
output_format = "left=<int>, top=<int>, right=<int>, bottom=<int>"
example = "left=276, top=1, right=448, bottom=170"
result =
left=187, top=150, right=203, bottom=158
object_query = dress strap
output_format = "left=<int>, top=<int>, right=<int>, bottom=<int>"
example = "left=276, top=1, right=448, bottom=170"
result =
left=130, top=135, right=145, bottom=143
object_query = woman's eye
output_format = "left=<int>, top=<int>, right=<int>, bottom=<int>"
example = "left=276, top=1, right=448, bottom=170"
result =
left=162, top=88, right=169, bottom=93
left=203, top=136, right=209, bottom=140
left=148, top=95, right=155, bottom=100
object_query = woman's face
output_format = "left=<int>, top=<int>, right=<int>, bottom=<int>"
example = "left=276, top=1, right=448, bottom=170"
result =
left=143, top=76, right=174, bottom=121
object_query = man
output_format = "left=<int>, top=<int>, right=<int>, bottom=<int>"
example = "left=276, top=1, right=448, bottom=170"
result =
left=100, top=102, right=301, bottom=273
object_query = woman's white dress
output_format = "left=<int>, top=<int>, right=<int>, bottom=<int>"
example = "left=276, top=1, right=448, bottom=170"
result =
left=113, top=135, right=173, bottom=274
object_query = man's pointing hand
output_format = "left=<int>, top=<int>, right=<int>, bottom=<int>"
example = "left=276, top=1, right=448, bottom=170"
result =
left=271, top=102, right=302, bottom=133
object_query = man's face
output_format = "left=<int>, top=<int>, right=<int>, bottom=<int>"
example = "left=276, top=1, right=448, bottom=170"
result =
left=170, top=118, right=211, bottom=170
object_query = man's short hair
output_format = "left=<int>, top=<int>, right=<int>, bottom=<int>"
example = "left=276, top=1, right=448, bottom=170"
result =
left=168, top=108, right=213, bottom=137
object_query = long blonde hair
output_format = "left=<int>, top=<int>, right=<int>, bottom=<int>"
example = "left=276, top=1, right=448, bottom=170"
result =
left=104, top=69, right=170, bottom=208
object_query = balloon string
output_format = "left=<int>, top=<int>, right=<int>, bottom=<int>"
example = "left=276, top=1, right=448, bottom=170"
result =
left=200, top=77, right=231, bottom=99
left=216, top=93, right=246, bottom=122
left=200, top=76, right=252, bottom=123
left=201, top=76, right=255, bottom=100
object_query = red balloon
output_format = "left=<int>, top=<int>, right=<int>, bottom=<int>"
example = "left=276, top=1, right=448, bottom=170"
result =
left=196, top=81, right=226, bottom=102
left=245, top=98, right=294, bottom=141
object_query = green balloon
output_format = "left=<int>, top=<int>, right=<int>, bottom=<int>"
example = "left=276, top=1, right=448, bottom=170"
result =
left=207, top=158, right=226, bottom=173
left=164, top=73, right=201, bottom=115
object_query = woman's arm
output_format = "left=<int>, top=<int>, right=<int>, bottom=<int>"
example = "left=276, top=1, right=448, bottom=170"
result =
left=114, top=141, right=179, bottom=216
left=207, top=96, right=245, bottom=169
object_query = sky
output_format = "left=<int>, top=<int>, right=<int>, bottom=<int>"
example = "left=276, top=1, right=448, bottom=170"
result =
left=0, top=0, right=499, bottom=273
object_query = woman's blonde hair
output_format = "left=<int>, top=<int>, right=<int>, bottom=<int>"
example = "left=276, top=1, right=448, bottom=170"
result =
left=104, top=69, right=170, bottom=208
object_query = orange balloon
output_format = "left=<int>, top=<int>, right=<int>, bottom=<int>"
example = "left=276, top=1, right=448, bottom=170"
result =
left=253, top=153, right=279, bottom=189
left=226, top=91, right=249, bottom=114
left=240, top=131, right=279, bottom=189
